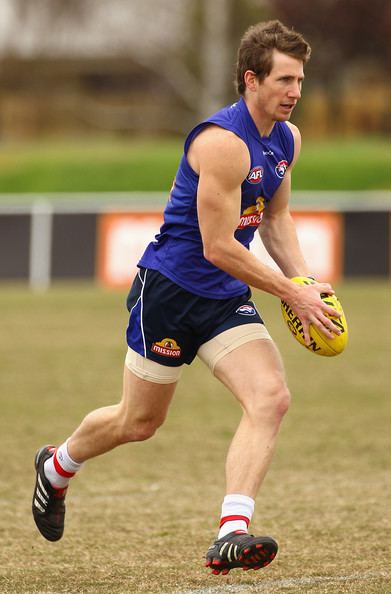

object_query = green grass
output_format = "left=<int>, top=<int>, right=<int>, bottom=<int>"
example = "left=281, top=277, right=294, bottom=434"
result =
left=296, top=137, right=391, bottom=190
left=0, top=139, right=182, bottom=194
left=0, top=136, right=390, bottom=194
left=0, top=281, right=390, bottom=593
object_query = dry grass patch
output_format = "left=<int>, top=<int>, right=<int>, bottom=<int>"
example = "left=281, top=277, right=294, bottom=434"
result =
left=0, top=281, right=390, bottom=593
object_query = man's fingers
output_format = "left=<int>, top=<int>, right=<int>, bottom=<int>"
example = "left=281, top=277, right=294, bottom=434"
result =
left=324, top=305, right=341, bottom=319
left=318, top=282, right=335, bottom=295
left=315, top=318, right=340, bottom=339
left=292, top=282, right=342, bottom=344
left=303, top=310, right=341, bottom=343
left=302, top=321, right=312, bottom=346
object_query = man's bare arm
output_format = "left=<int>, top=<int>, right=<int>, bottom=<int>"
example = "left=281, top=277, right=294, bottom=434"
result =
left=189, top=125, right=340, bottom=344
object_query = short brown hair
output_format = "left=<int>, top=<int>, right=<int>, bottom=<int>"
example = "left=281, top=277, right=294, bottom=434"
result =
left=236, top=20, right=311, bottom=95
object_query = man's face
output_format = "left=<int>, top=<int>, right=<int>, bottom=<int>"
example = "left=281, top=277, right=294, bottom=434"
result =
left=253, top=50, right=304, bottom=122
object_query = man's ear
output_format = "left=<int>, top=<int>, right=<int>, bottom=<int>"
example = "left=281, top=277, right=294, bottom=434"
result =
left=243, top=70, right=259, bottom=93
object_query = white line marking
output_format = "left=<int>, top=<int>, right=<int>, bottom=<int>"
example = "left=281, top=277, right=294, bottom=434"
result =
left=174, top=571, right=391, bottom=594
left=140, top=268, right=148, bottom=356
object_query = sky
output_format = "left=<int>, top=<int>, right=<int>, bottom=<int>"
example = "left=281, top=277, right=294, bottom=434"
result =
left=0, top=0, right=192, bottom=58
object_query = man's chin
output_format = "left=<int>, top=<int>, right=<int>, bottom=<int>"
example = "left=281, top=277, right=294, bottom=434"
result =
left=273, top=114, right=292, bottom=122
left=275, top=106, right=295, bottom=122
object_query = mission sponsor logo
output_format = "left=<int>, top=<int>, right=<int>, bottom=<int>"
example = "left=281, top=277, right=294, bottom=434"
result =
left=151, top=338, right=181, bottom=358
left=275, top=160, right=288, bottom=179
left=246, top=165, right=264, bottom=184
left=238, top=196, right=265, bottom=229
left=236, top=304, right=256, bottom=316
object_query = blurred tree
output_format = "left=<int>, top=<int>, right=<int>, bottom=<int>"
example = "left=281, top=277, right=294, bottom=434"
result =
left=4, top=0, right=271, bottom=122
left=269, top=0, right=391, bottom=134
left=271, top=0, right=391, bottom=84
left=197, top=0, right=271, bottom=114
left=14, top=0, right=88, bottom=20
left=199, top=0, right=233, bottom=117
left=14, top=0, right=391, bottom=136
left=6, top=0, right=189, bottom=58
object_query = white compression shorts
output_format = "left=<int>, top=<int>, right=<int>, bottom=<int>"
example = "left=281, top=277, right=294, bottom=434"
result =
left=125, top=322, right=271, bottom=384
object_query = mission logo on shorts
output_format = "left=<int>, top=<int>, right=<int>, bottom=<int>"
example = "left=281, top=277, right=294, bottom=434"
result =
left=151, top=338, right=182, bottom=358
left=126, top=268, right=266, bottom=367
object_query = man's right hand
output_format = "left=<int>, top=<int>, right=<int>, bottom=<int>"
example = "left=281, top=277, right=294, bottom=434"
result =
left=287, top=281, right=341, bottom=346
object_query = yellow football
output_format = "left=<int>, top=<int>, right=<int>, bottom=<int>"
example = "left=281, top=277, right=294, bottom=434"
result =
left=280, top=276, right=348, bottom=356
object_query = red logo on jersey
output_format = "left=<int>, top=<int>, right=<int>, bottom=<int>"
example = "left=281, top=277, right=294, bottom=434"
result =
left=275, top=160, right=288, bottom=179
left=237, top=196, right=265, bottom=229
left=246, top=166, right=264, bottom=184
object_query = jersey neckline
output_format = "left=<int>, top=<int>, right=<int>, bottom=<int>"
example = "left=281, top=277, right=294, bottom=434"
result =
left=237, top=96, right=277, bottom=144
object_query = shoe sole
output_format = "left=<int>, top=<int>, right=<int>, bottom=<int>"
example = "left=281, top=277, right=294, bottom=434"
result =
left=239, top=536, right=278, bottom=570
left=207, top=535, right=278, bottom=574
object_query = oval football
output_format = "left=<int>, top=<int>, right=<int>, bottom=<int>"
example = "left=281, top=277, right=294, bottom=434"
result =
left=280, top=276, right=348, bottom=356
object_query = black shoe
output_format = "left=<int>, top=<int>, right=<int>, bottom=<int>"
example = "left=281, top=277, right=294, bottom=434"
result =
left=32, top=445, right=67, bottom=542
left=205, top=530, right=278, bottom=575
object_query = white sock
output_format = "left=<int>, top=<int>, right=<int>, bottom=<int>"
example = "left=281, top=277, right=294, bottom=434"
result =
left=44, top=440, right=83, bottom=489
left=218, top=493, right=255, bottom=538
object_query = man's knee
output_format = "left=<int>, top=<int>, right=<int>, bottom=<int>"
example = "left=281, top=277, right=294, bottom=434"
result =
left=247, top=379, right=291, bottom=422
left=115, top=399, right=168, bottom=443
left=117, top=414, right=165, bottom=443
left=118, top=356, right=177, bottom=444
left=271, top=382, right=291, bottom=418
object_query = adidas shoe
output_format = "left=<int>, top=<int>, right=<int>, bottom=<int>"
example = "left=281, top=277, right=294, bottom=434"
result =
left=205, top=530, right=278, bottom=575
left=32, top=445, right=67, bottom=542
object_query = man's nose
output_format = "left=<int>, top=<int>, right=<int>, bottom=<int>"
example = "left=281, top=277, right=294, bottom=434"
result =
left=288, top=83, right=301, bottom=99
left=288, top=85, right=301, bottom=100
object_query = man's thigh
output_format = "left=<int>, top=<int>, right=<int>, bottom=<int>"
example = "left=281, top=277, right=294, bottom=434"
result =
left=197, top=322, right=271, bottom=374
left=121, top=364, right=177, bottom=425
left=211, top=337, right=287, bottom=408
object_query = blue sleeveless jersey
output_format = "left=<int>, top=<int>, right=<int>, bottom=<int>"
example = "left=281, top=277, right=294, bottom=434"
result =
left=139, top=96, right=294, bottom=299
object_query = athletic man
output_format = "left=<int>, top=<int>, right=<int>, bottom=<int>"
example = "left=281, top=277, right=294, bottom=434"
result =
left=32, top=20, right=340, bottom=575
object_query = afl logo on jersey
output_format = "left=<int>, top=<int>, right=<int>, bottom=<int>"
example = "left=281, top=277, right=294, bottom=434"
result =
left=275, top=160, right=288, bottom=179
left=246, top=166, right=264, bottom=184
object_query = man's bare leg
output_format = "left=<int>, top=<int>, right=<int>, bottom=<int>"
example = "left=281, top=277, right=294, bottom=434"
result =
left=205, top=338, right=289, bottom=574
left=67, top=366, right=177, bottom=462
left=215, top=339, right=290, bottom=498
left=32, top=366, right=177, bottom=541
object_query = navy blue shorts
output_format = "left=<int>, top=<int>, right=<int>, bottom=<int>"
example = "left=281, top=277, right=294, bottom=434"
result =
left=126, top=267, right=265, bottom=367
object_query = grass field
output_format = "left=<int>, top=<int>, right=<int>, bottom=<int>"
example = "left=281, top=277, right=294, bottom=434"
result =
left=0, top=282, right=391, bottom=594
left=0, top=281, right=390, bottom=594
left=0, top=136, right=390, bottom=193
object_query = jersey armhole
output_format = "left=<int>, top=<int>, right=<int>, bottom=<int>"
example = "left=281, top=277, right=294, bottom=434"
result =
left=282, top=122, right=295, bottom=165
left=183, top=122, right=248, bottom=177
left=184, top=121, right=246, bottom=155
